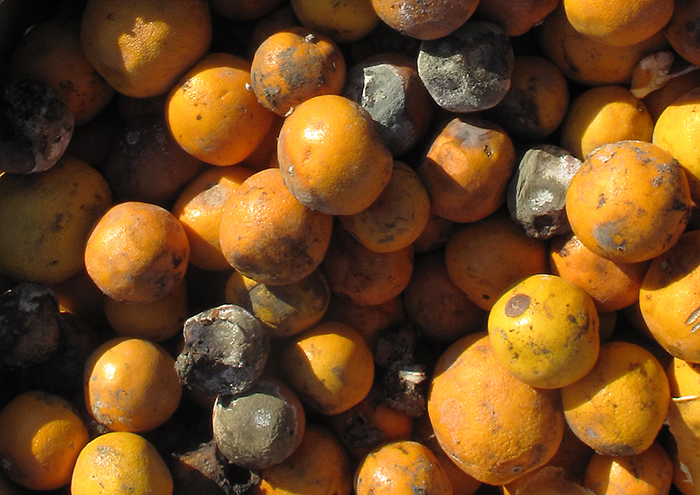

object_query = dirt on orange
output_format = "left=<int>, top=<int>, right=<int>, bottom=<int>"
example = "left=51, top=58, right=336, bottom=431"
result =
left=290, top=0, right=380, bottom=43
left=80, top=0, right=212, bottom=98
left=166, top=52, right=276, bottom=166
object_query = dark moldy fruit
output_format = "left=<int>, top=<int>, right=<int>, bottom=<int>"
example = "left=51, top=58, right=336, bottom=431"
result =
left=175, top=304, right=270, bottom=400
left=0, top=78, right=73, bottom=174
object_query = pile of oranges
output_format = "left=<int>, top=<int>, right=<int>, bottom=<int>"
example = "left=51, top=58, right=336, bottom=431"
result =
left=2, top=0, right=700, bottom=494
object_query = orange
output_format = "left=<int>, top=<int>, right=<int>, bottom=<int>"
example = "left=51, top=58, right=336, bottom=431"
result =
left=322, top=294, right=405, bottom=346
left=562, top=0, right=673, bottom=47
left=84, top=337, right=182, bottom=432
left=80, top=0, right=211, bottom=97
left=0, top=155, right=112, bottom=286
left=565, top=140, right=691, bottom=264
left=219, top=167, right=333, bottom=286
left=427, top=333, right=564, bottom=485
left=290, top=0, right=380, bottom=43
left=643, top=67, right=700, bottom=122
left=103, top=279, right=188, bottom=342
left=488, top=273, right=600, bottom=389
left=371, top=0, right=479, bottom=40
left=84, top=201, right=190, bottom=303
left=417, top=117, right=515, bottom=223
left=171, top=165, right=253, bottom=271
left=50, top=268, right=105, bottom=326
left=653, top=87, right=700, bottom=202
left=166, top=52, right=276, bottom=166
left=584, top=441, right=673, bottom=495
left=474, top=0, right=559, bottom=37
left=560, top=85, right=654, bottom=160
left=277, top=94, right=393, bottom=216
left=322, top=224, right=414, bottom=307
left=255, top=424, right=353, bottom=495
left=251, top=27, right=346, bottom=117
left=639, top=229, right=700, bottom=363
left=354, top=440, right=453, bottom=495
left=561, top=340, right=671, bottom=455
left=412, top=212, right=455, bottom=254
left=502, top=466, right=592, bottom=495
left=280, top=321, right=375, bottom=415
left=444, top=213, right=549, bottom=311
left=210, top=0, right=284, bottom=20
left=550, top=232, right=650, bottom=312
left=339, top=161, right=431, bottom=253
left=664, top=0, right=700, bottom=67
left=402, top=250, right=485, bottom=343
left=71, top=431, right=173, bottom=495
left=0, top=391, right=89, bottom=491
left=9, top=18, right=115, bottom=124
left=538, top=4, right=671, bottom=86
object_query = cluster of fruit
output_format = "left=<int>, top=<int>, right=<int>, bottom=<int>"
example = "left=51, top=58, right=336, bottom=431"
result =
left=2, top=0, right=700, bottom=494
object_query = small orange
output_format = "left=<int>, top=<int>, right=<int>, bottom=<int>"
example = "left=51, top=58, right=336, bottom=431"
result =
left=560, top=85, right=654, bottom=160
left=561, top=340, right=671, bottom=456
left=84, top=337, right=182, bottom=432
left=0, top=155, right=112, bottom=286
left=71, top=431, right=173, bottom=495
left=277, top=94, right=393, bottom=216
left=474, top=0, right=559, bottom=37
left=371, top=0, right=479, bottom=40
left=219, top=167, right=333, bottom=286
left=171, top=165, right=253, bottom=272
left=643, top=67, right=700, bottom=122
left=550, top=232, right=650, bottom=312
left=339, top=161, right=431, bottom=253
left=538, top=4, right=671, bottom=86
left=322, top=294, right=405, bottom=346
left=0, top=391, right=89, bottom=491
left=166, top=52, right=276, bottom=166
left=80, top=0, right=212, bottom=97
left=664, top=0, right=700, bottom=67
left=84, top=201, right=190, bottom=303
left=417, top=117, right=515, bottom=223
left=444, top=213, right=550, bottom=311
left=9, top=18, right=115, bottom=124
left=562, top=0, right=673, bottom=47
left=280, top=321, right=375, bottom=415
left=565, top=140, right=691, bottom=264
left=290, top=0, right=380, bottom=43
left=251, top=27, right=346, bottom=117
left=354, top=440, right=453, bottom=495
left=322, top=224, right=414, bottom=307
left=103, top=279, right=188, bottom=342
left=427, top=333, right=564, bottom=485
left=584, top=441, right=673, bottom=495
left=255, top=424, right=353, bottom=495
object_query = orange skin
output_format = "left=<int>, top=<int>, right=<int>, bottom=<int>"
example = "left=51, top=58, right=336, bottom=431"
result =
left=371, top=0, right=479, bottom=40
left=566, top=140, right=691, bottom=264
left=280, top=321, right=375, bottom=416
left=475, top=0, right=559, bottom=37
left=427, top=333, right=564, bottom=485
left=84, top=337, right=182, bottom=433
left=321, top=294, right=405, bottom=347
left=219, top=168, right=333, bottom=286
left=166, top=53, right=276, bottom=166
left=665, top=0, right=700, bottom=67
left=290, top=0, right=380, bottom=43
left=550, top=233, right=650, bottom=312
left=251, top=27, right=346, bottom=117
left=84, top=201, right=190, bottom=303
left=322, top=224, right=414, bottom=307
left=277, top=94, right=393, bottom=216
left=417, top=117, right=515, bottom=223
left=354, top=441, right=453, bottom=495
left=80, top=0, right=212, bottom=98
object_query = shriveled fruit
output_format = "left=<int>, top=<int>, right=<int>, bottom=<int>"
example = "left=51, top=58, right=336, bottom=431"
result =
left=219, top=167, right=333, bottom=286
left=71, top=431, right=173, bottom=495
left=427, top=333, right=564, bottom=485
left=280, top=321, right=375, bottom=415
left=84, top=201, right=190, bottom=303
left=0, top=391, right=89, bottom=490
left=84, top=337, right=182, bottom=433
left=488, top=273, right=600, bottom=389
left=0, top=154, right=111, bottom=285
left=561, top=340, right=670, bottom=456
left=565, top=140, right=691, bottom=264
left=354, top=440, right=453, bottom=495
left=277, top=94, right=393, bottom=216
left=213, top=379, right=305, bottom=470
left=80, top=0, right=212, bottom=97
